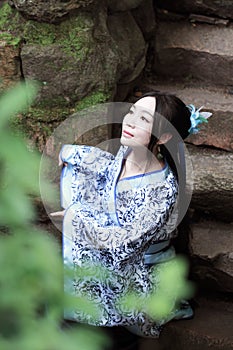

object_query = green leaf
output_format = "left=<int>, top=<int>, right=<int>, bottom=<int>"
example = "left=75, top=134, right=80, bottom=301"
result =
left=0, top=81, right=39, bottom=128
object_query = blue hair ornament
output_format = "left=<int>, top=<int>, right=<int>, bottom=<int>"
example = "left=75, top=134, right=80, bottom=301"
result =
left=187, top=104, right=212, bottom=135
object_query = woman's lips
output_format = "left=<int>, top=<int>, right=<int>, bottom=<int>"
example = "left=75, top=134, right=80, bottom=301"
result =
left=123, top=130, right=134, bottom=137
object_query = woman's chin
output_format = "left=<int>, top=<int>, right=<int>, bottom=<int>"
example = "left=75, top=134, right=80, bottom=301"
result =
left=120, top=136, right=133, bottom=146
left=120, top=136, right=144, bottom=148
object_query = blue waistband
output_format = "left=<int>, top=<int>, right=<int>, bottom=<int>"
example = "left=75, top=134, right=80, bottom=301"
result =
left=145, top=240, right=170, bottom=254
left=144, top=240, right=174, bottom=265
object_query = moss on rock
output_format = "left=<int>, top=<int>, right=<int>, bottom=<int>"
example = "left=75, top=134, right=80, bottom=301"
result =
left=11, top=105, right=74, bottom=151
left=11, top=90, right=111, bottom=151
left=0, top=3, right=115, bottom=149
left=0, top=3, right=22, bottom=45
left=0, top=3, right=93, bottom=59
left=58, top=15, right=94, bottom=60
left=23, top=22, right=56, bottom=46
left=21, top=13, right=94, bottom=60
left=75, top=91, right=111, bottom=111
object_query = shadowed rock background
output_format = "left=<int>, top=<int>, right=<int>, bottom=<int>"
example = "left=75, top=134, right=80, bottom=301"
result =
left=0, top=0, right=233, bottom=349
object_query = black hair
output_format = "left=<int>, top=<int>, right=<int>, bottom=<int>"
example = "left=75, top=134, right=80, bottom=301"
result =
left=139, top=92, right=193, bottom=252
left=138, top=91, right=191, bottom=181
left=136, top=91, right=193, bottom=228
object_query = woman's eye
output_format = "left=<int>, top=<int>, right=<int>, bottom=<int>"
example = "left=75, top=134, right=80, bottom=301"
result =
left=141, top=116, right=149, bottom=122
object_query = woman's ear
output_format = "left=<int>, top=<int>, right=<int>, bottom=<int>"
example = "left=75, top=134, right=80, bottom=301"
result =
left=157, top=133, right=172, bottom=145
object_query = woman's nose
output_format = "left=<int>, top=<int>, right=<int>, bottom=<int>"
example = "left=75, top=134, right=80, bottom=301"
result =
left=125, top=114, right=136, bottom=128
left=126, top=120, right=135, bottom=128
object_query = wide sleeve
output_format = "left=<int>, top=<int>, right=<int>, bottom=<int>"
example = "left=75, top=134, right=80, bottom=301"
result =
left=98, top=181, right=177, bottom=254
left=59, top=144, right=93, bottom=165
left=65, top=175, right=178, bottom=265
left=60, top=144, right=115, bottom=209
left=59, top=145, right=89, bottom=209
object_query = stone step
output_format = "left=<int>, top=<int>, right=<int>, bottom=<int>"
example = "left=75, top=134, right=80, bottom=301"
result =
left=189, top=220, right=233, bottom=293
left=155, top=0, right=233, bottom=20
left=152, top=20, right=233, bottom=87
left=188, top=145, right=233, bottom=223
left=139, top=81, right=233, bottom=152
left=139, top=297, right=233, bottom=350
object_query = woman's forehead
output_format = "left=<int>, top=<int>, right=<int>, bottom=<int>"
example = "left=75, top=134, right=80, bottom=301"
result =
left=134, top=96, right=156, bottom=115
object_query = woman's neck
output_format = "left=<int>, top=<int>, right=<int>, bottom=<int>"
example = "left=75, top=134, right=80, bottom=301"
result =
left=126, top=148, right=151, bottom=173
left=120, top=147, right=165, bottom=179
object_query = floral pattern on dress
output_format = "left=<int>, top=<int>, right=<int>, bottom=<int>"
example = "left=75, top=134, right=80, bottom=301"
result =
left=61, top=145, right=179, bottom=337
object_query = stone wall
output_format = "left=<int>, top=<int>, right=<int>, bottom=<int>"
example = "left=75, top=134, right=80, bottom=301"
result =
left=0, top=0, right=155, bottom=150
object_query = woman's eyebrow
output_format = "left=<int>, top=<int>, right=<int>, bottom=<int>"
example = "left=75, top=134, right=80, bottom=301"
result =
left=131, top=105, right=154, bottom=117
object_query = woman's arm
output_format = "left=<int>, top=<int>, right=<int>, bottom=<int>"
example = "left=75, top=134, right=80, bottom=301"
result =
left=66, top=180, right=177, bottom=257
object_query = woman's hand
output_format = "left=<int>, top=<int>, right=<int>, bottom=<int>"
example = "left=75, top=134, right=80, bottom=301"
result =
left=50, top=210, right=65, bottom=217
left=58, top=153, right=68, bottom=167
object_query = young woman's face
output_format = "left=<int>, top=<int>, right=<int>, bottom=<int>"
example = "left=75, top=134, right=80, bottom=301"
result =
left=120, top=96, right=155, bottom=148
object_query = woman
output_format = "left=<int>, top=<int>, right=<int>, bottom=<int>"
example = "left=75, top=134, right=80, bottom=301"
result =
left=53, top=92, right=209, bottom=344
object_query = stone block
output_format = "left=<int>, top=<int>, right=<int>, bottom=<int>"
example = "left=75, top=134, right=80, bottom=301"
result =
left=131, top=0, right=156, bottom=40
left=107, top=11, right=147, bottom=84
left=187, top=111, right=233, bottom=152
left=141, top=81, right=233, bottom=152
left=156, top=0, right=233, bottom=20
left=20, top=13, right=119, bottom=105
left=189, top=220, right=233, bottom=293
left=107, top=0, right=144, bottom=13
left=188, top=145, right=233, bottom=222
left=19, top=9, right=147, bottom=106
left=153, top=21, right=233, bottom=86
left=157, top=298, right=233, bottom=350
left=8, top=0, right=95, bottom=23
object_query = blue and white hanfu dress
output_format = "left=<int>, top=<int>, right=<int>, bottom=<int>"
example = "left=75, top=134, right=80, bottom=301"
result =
left=60, top=144, right=190, bottom=337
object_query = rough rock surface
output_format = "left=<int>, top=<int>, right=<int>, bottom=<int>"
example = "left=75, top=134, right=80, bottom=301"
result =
left=0, top=43, right=21, bottom=92
left=107, top=0, right=144, bottom=13
left=153, top=21, right=233, bottom=86
left=107, top=11, right=146, bottom=84
left=113, top=0, right=155, bottom=101
left=156, top=298, right=233, bottom=350
left=0, top=2, right=149, bottom=149
left=189, top=220, right=233, bottom=293
left=141, top=80, right=233, bottom=152
left=8, top=0, right=95, bottom=23
left=156, top=0, right=233, bottom=20
left=131, top=0, right=156, bottom=40
left=1, top=2, right=148, bottom=106
left=20, top=12, right=119, bottom=105
left=187, top=111, right=233, bottom=152
left=188, top=145, right=233, bottom=223
left=21, top=43, right=117, bottom=106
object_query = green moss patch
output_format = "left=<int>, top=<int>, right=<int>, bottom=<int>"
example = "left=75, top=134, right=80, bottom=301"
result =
left=23, top=21, right=56, bottom=46
left=0, top=3, right=94, bottom=59
left=22, top=13, right=93, bottom=60
left=11, top=106, right=73, bottom=150
left=0, top=3, right=22, bottom=45
left=75, top=91, right=110, bottom=111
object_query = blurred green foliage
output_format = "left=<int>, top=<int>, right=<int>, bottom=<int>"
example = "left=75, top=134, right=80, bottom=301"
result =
left=146, top=256, right=194, bottom=321
left=119, top=256, right=194, bottom=323
left=0, top=82, right=107, bottom=350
